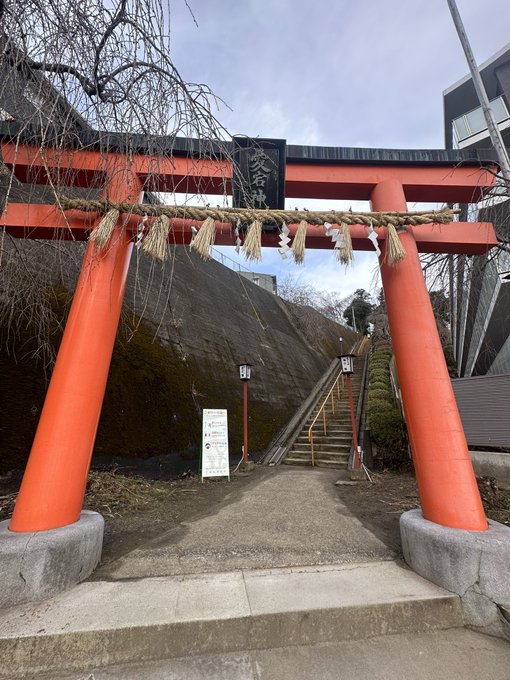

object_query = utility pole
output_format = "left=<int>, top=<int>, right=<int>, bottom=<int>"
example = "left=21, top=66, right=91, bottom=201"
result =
left=447, top=0, right=510, bottom=188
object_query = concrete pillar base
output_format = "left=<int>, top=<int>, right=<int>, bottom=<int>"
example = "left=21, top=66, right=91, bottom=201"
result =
left=0, top=511, right=103, bottom=608
left=237, top=460, right=256, bottom=473
left=400, top=509, right=510, bottom=640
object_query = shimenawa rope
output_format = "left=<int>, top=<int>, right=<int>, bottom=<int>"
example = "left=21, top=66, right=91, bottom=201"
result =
left=58, top=196, right=459, bottom=266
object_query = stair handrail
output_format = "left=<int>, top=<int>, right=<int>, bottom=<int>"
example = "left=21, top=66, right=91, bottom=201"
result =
left=262, top=357, right=342, bottom=465
left=307, top=370, right=343, bottom=467
left=308, top=337, right=366, bottom=466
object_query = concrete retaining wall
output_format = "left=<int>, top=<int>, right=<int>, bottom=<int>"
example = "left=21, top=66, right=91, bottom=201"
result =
left=470, top=451, right=510, bottom=489
left=1, top=240, right=356, bottom=471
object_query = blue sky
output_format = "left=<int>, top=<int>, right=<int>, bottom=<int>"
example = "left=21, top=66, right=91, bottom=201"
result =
left=168, top=0, right=510, bottom=299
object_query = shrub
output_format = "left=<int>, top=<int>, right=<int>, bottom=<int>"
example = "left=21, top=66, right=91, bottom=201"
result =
left=366, top=350, right=408, bottom=469
left=369, top=381, right=388, bottom=391
left=368, top=388, right=392, bottom=402
left=369, top=369, right=388, bottom=383
left=367, top=397, right=394, bottom=412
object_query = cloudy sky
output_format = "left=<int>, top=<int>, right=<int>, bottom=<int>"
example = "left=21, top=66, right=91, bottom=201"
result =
left=169, top=0, right=510, bottom=299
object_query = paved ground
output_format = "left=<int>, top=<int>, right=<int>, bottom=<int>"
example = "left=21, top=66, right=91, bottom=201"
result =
left=95, top=467, right=395, bottom=580
left=0, top=561, right=464, bottom=678
left=44, top=629, right=510, bottom=680
left=3, top=465, right=509, bottom=678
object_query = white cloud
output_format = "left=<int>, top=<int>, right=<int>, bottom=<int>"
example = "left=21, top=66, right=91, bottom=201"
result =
left=169, top=0, right=510, bottom=294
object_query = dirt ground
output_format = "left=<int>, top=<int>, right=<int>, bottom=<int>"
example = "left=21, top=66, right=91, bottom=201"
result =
left=1, top=466, right=509, bottom=568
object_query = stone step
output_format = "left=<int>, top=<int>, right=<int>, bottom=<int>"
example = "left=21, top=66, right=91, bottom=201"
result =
left=314, top=459, right=350, bottom=468
left=0, top=562, right=463, bottom=678
left=290, top=450, right=350, bottom=461
left=306, top=416, right=353, bottom=424
left=282, top=456, right=314, bottom=466
left=305, top=427, right=353, bottom=436
left=283, top=458, right=348, bottom=469
left=292, top=445, right=351, bottom=456
left=283, top=456, right=349, bottom=470
left=308, top=413, right=353, bottom=421
left=296, top=434, right=352, bottom=442
left=41, top=630, right=510, bottom=680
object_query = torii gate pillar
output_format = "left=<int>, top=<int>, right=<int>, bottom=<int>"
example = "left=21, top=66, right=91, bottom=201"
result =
left=371, top=179, right=487, bottom=531
left=9, top=162, right=142, bottom=533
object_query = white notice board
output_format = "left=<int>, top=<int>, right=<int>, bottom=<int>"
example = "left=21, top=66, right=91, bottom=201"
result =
left=201, top=409, right=230, bottom=480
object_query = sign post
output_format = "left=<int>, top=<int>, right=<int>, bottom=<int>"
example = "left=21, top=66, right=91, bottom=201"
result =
left=201, top=409, right=230, bottom=481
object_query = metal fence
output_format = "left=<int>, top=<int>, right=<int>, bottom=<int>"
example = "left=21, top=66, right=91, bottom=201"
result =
left=452, top=373, right=510, bottom=448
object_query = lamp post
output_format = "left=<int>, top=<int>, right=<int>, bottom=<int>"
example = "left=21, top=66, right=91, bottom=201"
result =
left=340, top=353, right=360, bottom=470
left=238, top=363, right=252, bottom=462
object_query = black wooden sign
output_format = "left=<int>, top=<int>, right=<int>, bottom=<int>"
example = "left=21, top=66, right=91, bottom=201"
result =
left=232, top=137, right=286, bottom=210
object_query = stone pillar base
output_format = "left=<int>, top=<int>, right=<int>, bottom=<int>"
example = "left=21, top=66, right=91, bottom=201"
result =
left=0, top=511, right=103, bottom=608
left=400, top=509, right=510, bottom=640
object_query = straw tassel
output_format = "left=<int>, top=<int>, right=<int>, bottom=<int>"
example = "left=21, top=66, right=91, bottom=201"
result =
left=291, top=220, right=308, bottom=264
left=89, top=208, right=120, bottom=249
left=243, top=220, right=263, bottom=261
left=190, top=216, right=216, bottom=260
left=142, top=214, right=170, bottom=261
left=336, top=222, right=353, bottom=264
left=386, top=223, right=406, bottom=266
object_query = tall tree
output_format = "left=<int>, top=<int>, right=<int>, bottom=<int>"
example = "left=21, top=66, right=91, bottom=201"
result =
left=342, top=289, right=374, bottom=335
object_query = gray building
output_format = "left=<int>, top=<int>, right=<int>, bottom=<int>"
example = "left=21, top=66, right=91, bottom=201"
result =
left=239, top=272, right=278, bottom=295
left=444, top=43, right=510, bottom=376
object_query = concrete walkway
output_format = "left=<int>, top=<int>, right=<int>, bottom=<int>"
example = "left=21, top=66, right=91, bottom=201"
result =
left=0, top=561, right=465, bottom=678
left=95, top=467, right=395, bottom=579
left=40, top=630, right=510, bottom=680
left=2, top=466, right=509, bottom=678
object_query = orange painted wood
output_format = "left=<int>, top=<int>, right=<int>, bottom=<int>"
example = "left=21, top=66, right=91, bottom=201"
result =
left=1, top=202, right=498, bottom=255
left=1, top=141, right=496, bottom=202
left=371, top=178, right=487, bottom=531
left=9, top=162, right=143, bottom=532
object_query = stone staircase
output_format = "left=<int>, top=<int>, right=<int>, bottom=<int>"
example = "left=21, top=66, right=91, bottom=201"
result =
left=283, top=355, right=365, bottom=469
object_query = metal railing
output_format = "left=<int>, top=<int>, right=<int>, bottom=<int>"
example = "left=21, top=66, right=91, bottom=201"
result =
left=262, top=357, right=341, bottom=466
left=209, top=247, right=253, bottom=274
left=307, top=336, right=369, bottom=467
left=307, top=370, right=344, bottom=466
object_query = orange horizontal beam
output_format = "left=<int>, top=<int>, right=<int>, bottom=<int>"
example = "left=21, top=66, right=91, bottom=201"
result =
left=0, top=142, right=232, bottom=194
left=285, top=163, right=497, bottom=203
left=1, top=142, right=496, bottom=203
left=1, top=203, right=498, bottom=255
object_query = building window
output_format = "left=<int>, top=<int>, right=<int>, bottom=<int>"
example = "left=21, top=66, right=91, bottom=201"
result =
left=453, top=96, right=510, bottom=143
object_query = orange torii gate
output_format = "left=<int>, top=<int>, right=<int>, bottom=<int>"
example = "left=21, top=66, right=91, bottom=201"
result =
left=0, top=137, right=499, bottom=535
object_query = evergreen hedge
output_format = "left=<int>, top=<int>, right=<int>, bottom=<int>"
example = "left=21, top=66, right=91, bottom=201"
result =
left=367, top=350, right=407, bottom=468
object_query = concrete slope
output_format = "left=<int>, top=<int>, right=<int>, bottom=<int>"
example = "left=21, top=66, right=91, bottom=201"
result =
left=0, top=561, right=463, bottom=679
left=93, top=467, right=394, bottom=580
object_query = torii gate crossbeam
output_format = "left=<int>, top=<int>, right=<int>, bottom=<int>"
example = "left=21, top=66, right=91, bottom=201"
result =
left=1, top=138, right=499, bottom=534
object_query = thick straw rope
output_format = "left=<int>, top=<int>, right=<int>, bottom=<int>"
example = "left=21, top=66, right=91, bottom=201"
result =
left=142, top=214, right=170, bottom=261
left=386, top=224, right=406, bottom=266
left=243, top=220, right=263, bottom=261
left=337, top=223, right=353, bottom=264
left=190, top=216, right=216, bottom=259
left=58, top=196, right=459, bottom=228
left=59, top=197, right=459, bottom=266
left=291, top=220, right=308, bottom=264
left=89, top=208, right=119, bottom=248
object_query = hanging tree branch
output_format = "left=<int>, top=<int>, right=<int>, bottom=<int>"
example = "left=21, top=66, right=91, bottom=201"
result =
left=0, top=0, right=230, bottom=139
